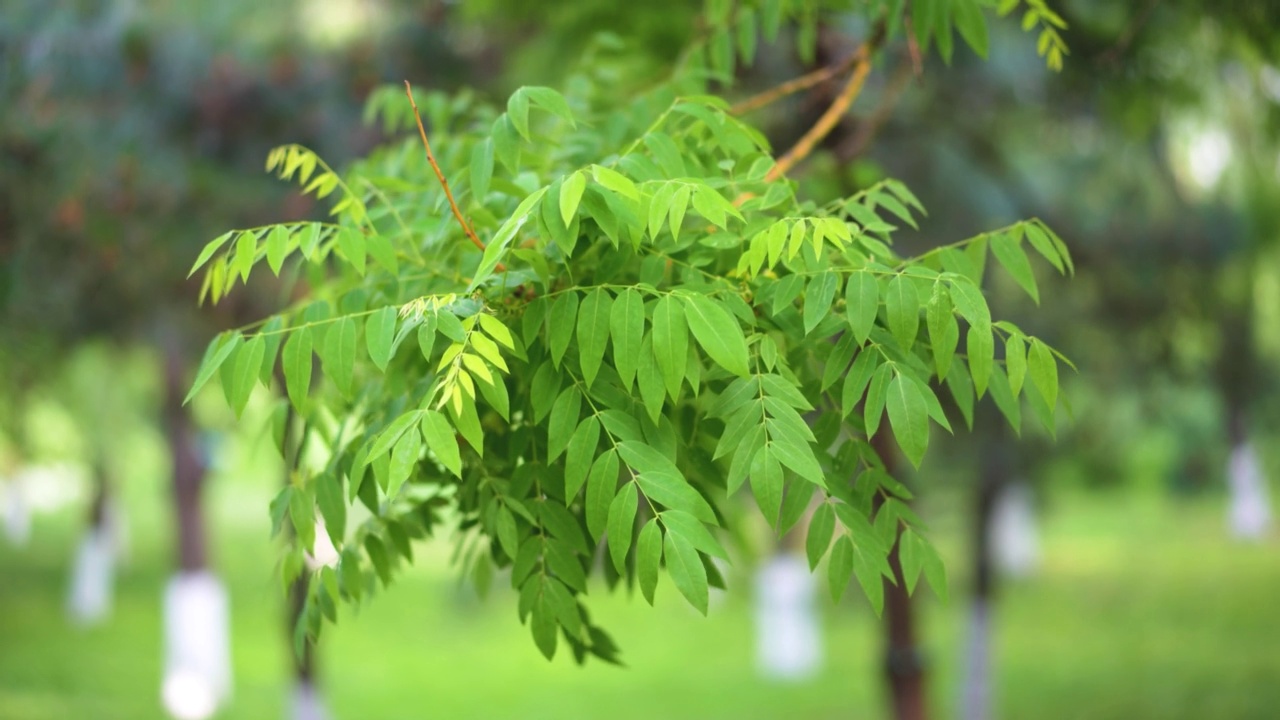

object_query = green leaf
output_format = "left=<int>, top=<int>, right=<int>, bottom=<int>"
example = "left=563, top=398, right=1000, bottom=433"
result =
left=1023, top=222, right=1066, bottom=274
left=281, top=328, right=312, bottom=411
left=636, top=335, right=665, bottom=424
left=749, top=446, right=784, bottom=527
left=864, top=362, right=893, bottom=437
left=647, top=182, right=675, bottom=240
left=470, top=138, right=494, bottom=202
left=607, top=482, right=638, bottom=573
left=315, top=472, right=346, bottom=549
left=507, top=89, right=531, bottom=140
left=1028, top=338, right=1058, bottom=410
left=564, top=417, right=601, bottom=501
left=547, top=387, right=582, bottom=463
left=644, top=134, right=686, bottom=178
left=886, top=275, right=920, bottom=350
left=186, top=332, right=242, bottom=405
left=470, top=188, right=545, bottom=290
left=927, top=284, right=959, bottom=380
left=367, top=410, right=422, bottom=463
left=367, top=234, right=398, bottom=274
left=841, top=350, right=880, bottom=419
left=636, top=519, right=662, bottom=605
left=803, top=271, right=839, bottom=335
left=289, top=485, right=315, bottom=553
left=420, top=410, right=462, bottom=478
left=682, top=295, right=749, bottom=377
left=189, top=231, right=233, bottom=277
left=806, top=503, right=835, bottom=570
left=660, top=509, right=728, bottom=560
left=560, top=171, right=586, bottom=226
left=337, top=227, right=366, bottom=276
left=548, top=290, right=580, bottom=368
left=593, top=165, right=640, bottom=201
left=322, top=317, right=357, bottom=396
left=228, top=335, right=265, bottom=418
left=991, top=231, right=1039, bottom=303
left=664, top=531, right=709, bottom=615
left=495, top=505, right=519, bottom=559
left=585, top=450, right=620, bottom=541
left=1006, top=334, right=1027, bottom=397
left=651, top=296, right=688, bottom=399
left=967, top=323, right=994, bottom=398
left=846, top=271, right=880, bottom=344
left=953, top=0, right=990, bottom=58
left=947, top=278, right=990, bottom=328
left=828, top=535, right=855, bottom=602
left=525, top=86, right=575, bottom=126
left=886, top=373, right=930, bottom=468
left=767, top=432, right=826, bottom=486
left=265, top=225, right=290, bottom=276
left=610, top=289, right=645, bottom=391
left=365, top=306, right=398, bottom=372
left=576, top=288, right=613, bottom=387
left=669, top=186, right=691, bottom=243
left=386, top=425, right=421, bottom=497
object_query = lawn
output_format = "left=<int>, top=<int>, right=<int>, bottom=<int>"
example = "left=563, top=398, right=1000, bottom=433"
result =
left=2, top=429, right=1277, bottom=719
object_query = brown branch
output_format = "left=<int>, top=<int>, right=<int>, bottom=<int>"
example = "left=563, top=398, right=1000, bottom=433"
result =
left=763, top=41, right=877, bottom=183
left=730, top=52, right=861, bottom=116
left=404, top=81, right=486, bottom=253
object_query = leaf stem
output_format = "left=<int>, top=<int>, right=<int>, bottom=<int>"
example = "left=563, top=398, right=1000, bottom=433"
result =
left=404, top=81, right=487, bottom=254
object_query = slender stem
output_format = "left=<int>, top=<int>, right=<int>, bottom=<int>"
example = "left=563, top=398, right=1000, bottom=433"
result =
left=730, top=52, right=861, bottom=116
left=764, top=23, right=885, bottom=183
left=404, top=81, right=486, bottom=253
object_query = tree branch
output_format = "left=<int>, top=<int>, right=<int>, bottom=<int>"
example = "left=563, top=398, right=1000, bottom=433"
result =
left=404, top=81, right=486, bottom=253
left=730, top=52, right=861, bottom=116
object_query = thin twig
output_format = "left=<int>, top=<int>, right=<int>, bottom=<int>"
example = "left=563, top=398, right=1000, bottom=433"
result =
left=730, top=52, right=861, bottom=116
left=764, top=23, right=885, bottom=183
left=404, top=81, right=486, bottom=253
left=838, top=56, right=914, bottom=161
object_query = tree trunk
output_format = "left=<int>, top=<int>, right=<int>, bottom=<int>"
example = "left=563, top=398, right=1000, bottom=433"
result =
left=962, top=423, right=1012, bottom=720
left=873, top=433, right=927, bottom=720
left=67, top=462, right=117, bottom=624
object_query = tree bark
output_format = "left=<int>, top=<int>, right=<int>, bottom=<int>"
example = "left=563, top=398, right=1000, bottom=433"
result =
left=963, top=421, right=1012, bottom=720
left=163, top=340, right=208, bottom=572
left=873, top=433, right=928, bottom=720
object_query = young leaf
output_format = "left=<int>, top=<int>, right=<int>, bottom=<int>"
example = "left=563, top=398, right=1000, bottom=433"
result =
left=576, top=288, right=613, bottom=387
left=610, top=289, right=645, bottom=391
left=365, top=306, right=398, bottom=372
left=186, top=332, right=242, bottom=405
left=682, top=294, right=749, bottom=377
left=560, top=171, right=586, bottom=226
left=265, top=225, right=290, bottom=276
left=651, top=296, right=688, bottom=399
left=663, top=531, right=709, bottom=615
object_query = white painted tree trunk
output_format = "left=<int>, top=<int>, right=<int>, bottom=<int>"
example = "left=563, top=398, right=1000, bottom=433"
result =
left=1227, top=441, right=1272, bottom=540
left=989, top=483, right=1039, bottom=578
left=291, top=681, right=331, bottom=720
left=753, top=552, right=822, bottom=680
left=161, top=571, right=232, bottom=720
left=961, top=599, right=992, bottom=720
left=2, top=478, right=30, bottom=546
left=66, top=500, right=124, bottom=625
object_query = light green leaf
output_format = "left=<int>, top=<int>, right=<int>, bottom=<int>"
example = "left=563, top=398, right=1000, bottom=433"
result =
left=806, top=503, right=835, bottom=570
left=420, top=410, right=462, bottom=478
left=651, top=296, right=688, bottom=399
left=576, top=288, right=612, bottom=387
left=281, top=328, right=312, bottom=411
left=967, top=323, right=994, bottom=398
left=229, top=335, right=265, bottom=418
left=547, top=387, right=582, bottom=463
left=664, top=531, right=709, bottom=615
left=846, top=271, right=880, bottom=344
left=524, top=86, right=575, bottom=125
left=323, top=316, right=357, bottom=396
left=548, top=290, right=580, bottom=368
left=564, top=417, right=601, bottom=501
left=804, top=271, right=839, bottom=335
left=610, top=289, right=645, bottom=391
left=337, top=227, right=366, bottom=276
left=367, top=410, right=422, bottom=463
left=365, top=306, right=397, bottom=372
left=750, top=446, right=784, bottom=527
left=947, top=278, right=990, bottom=328
left=593, top=165, right=640, bottom=201
left=560, top=171, right=586, bottom=226
left=607, top=482, right=638, bottom=573
left=669, top=186, right=691, bottom=243
left=828, top=535, right=855, bottom=602
left=682, top=294, right=749, bottom=377
left=585, top=450, right=620, bottom=541
left=186, top=332, right=242, bottom=405
left=470, top=188, right=545, bottom=290
left=886, top=373, right=929, bottom=468
left=386, top=424, right=421, bottom=497
left=265, top=225, right=290, bottom=276
left=1006, top=334, right=1027, bottom=397
left=507, top=89, right=531, bottom=140
left=1028, top=338, right=1058, bottom=410
left=189, top=231, right=233, bottom=277
left=636, top=519, right=662, bottom=605
left=991, top=231, right=1039, bottom=303
left=841, top=349, right=880, bottom=419
left=927, top=284, right=959, bottom=380
left=886, top=274, right=920, bottom=350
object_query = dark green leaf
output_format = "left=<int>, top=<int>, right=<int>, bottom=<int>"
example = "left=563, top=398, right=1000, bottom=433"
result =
left=664, top=531, right=708, bottom=614
left=576, top=288, right=612, bottom=387
left=886, top=275, right=920, bottom=350
left=548, top=291, right=580, bottom=368
left=610, top=289, right=645, bottom=391
left=365, top=306, right=397, bottom=372
left=682, top=294, right=750, bottom=377
left=607, top=482, right=638, bottom=573
left=564, top=417, right=601, bottom=501
left=651, top=296, right=688, bottom=398
left=585, top=450, right=620, bottom=541
left=806, top=503, right=835, bottom=570
left=547, top=387, right=582, bottom=463
left=886, top=373, right=930, bottom=468
left=636, top=519, right=662, bottom=605
left=828, top=535, right=854, bottom=602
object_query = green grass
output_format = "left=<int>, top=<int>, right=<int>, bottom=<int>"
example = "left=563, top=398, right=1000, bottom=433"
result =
left=2, top=456, right=1277, bottom=719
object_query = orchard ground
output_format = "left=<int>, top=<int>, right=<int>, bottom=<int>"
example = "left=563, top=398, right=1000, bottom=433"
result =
left=2, top=397, right=1277, bottom=720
